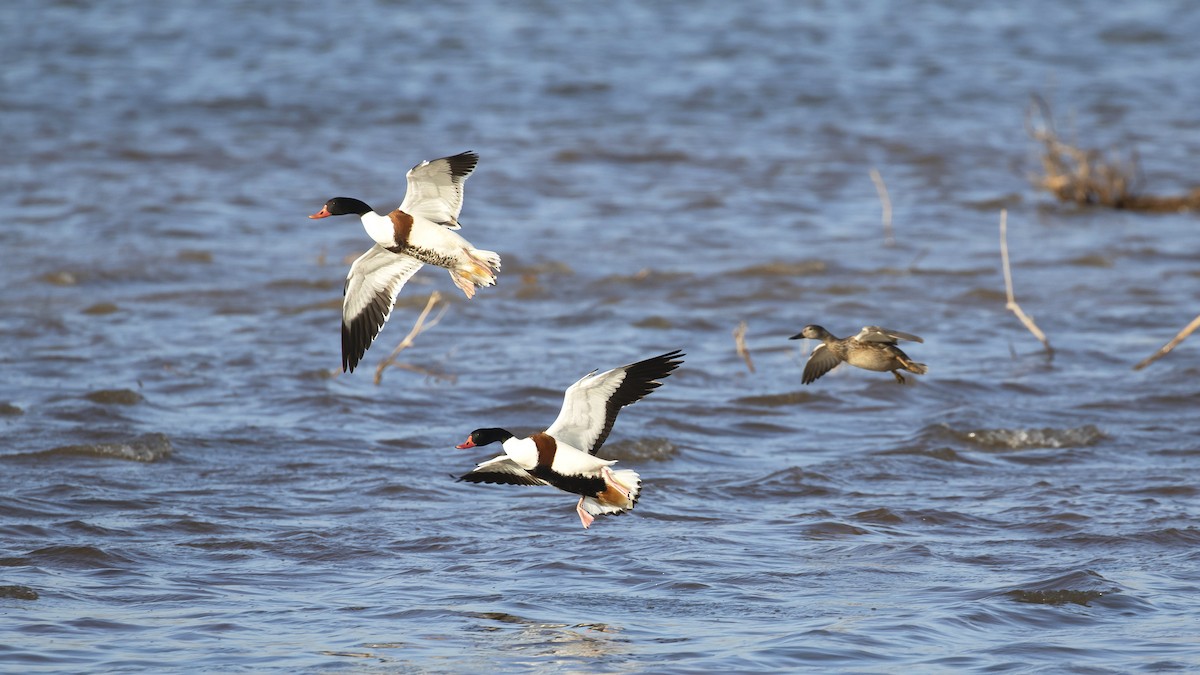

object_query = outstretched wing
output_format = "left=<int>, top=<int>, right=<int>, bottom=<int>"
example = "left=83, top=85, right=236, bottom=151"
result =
left=342, top=244, right=425, bottom=373
left=545, top=350, right=684, bottom=456
left=458, top=455, right=550, bottom=487
left=397, top=151, right=478, bottom=229
left=855, top=326, right=924, bottom=345
left=802, top=344, right=842, bottom=384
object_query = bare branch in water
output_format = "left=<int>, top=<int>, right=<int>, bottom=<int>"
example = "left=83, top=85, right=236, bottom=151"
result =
left=869, top=168, right=895, bottom=247
left=999, top=210, right=1053, bottom=358
left=733, top=321, right=755, bottom=373
left=1133, top=313, right=1200, bottom=371
left=373, top=292, right=450, bottom=385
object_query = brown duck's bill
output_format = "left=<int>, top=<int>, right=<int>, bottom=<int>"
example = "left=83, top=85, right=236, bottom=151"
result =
left=308, top=206, right=331, bottom=219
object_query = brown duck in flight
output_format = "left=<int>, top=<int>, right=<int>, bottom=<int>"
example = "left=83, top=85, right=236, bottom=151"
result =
left=791, top=325, right=927, bottom=384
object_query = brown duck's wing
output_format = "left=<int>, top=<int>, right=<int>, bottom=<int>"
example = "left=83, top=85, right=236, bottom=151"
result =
left=802, top=344, right=841, bottom=384
left=855, top=326, right=924, bottom=344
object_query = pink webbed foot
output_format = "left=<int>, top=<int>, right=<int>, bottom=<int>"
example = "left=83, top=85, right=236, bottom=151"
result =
left=576, top=497, right=594, bottom=529
left=449, top=272, right=477, bottom=299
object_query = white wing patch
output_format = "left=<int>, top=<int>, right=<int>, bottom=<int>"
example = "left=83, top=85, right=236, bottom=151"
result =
left=397, top=151, right=478, bottom=229
left=341, top=244, right=425, bottom=372
left=343, top=245, right=425, bottom=324
left=854, top=326, right=924, bottom=344
left=545, top=367, right=628, bottom=455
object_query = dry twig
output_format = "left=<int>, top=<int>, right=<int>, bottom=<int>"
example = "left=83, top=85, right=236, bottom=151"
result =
left=373, top=292, right=449, bottom=385
left=999, top=210, right=1053, bottom=358
left=869, top=168, right=895, bottom=247
left=1133, top=313, right=1200, bottom=371
left=732, top=321, right=755, bottom=373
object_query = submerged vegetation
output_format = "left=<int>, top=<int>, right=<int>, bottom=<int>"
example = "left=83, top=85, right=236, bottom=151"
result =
left=1027, top=95, right=1200, bottom=212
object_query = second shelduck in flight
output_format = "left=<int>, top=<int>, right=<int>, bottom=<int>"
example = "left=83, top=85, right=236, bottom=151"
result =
left=456, top=350, right=684, bottom=529
left=310, top=151, right=501, bottom=372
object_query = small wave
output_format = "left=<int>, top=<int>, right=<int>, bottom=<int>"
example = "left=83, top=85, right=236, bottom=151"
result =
left=728, top=466, right=838, bottom=498
left=924, top=423, right=1108, bottom=450
left=877, top=446, right=974, bottom=463
left=12, top=545, right=134, bottom=570
left=997, top=570, right=1148, bottom=611
left=0, top=402, right=23, bottom=416
left=39, top=433, right=173, bottom=462
left=800, top=521, right=873, bottom=538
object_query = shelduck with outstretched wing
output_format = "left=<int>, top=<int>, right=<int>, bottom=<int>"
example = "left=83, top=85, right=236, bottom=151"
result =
left=456, top=350, right=684, bottom=529
left=310, top=151, right=501, bottom=373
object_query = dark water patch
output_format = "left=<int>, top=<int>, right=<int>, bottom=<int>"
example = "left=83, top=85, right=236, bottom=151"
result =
left=554, top=147, right=692, bottom=164
left=1066, top=253, right=1115, bottom=267
left=0, top=402, right=23, bottom=416
left=731, top=419, right=802, bottom=436
left=55, top=519, right=135, bottom=538
left=139, top=517, right=228, bottom=536
left=35, top=433, right=173, bottom=462
left=732, top=390, right=821, bottom=407
left=0, top=585, right=39, bottom=600
left=954, top=286, right=1009, bottom=303
left=798, top=521, right=876, bottom=538
left=875, top=446, right=974, bottom=463
left=81, top=302, right=120, bottom=315
left=84, top=388, right=143, bottom=405
left=178, top=539, right=274, bottom=553
left=996, top=569, right=1150, bottom=612
left=265, top=277, right=339, bottom=291
left=851, top=507, right=903, bottom=524
left=545, top=81, right=612, bottom=97
left=632, top=315, right=672, bottom=329
left=731, top=260, right=828, bottom=277
left=176, top=249, right=213, bottom=263
left=1007, top=589, right=1106, bottom=606
left=1100, top=26, right=1170, bottom=45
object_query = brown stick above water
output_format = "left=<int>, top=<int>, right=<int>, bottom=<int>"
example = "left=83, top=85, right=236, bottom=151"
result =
left=373, top=291, right=451, bottom=385
left=1133, top=313, right=1200, bottom=371
left=999, top=209, right=1053, bottom=358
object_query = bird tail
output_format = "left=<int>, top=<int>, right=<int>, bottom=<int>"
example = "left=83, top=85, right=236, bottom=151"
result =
left=904, top=360, right=928, bottom=375
left=581, top=469, right=642, bottom=517
left=449, top=249, right=501, bottom=299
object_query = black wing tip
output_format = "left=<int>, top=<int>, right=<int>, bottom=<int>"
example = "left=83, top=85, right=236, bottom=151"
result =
left=341, top=318, right=376, bottom=374
left=444, top=151, right=479, bottom=177
left=633, top=349, right=685, bottom=377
